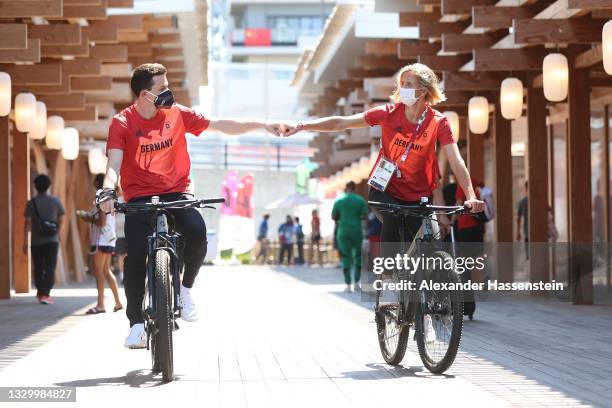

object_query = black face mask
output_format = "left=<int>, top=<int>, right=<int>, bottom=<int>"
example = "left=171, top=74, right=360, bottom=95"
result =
left=148, top=89, right=174, bottom=109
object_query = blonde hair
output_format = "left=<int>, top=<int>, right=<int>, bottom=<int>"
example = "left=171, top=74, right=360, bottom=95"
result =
left=391, top=63, right=446, bottom=105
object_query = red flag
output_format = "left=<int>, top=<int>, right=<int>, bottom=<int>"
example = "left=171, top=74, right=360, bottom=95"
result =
left=244, top=28, right=271, bottom=46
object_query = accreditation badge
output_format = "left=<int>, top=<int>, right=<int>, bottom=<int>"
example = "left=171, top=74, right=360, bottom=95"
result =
left=367, top=156, right=397, bottom=192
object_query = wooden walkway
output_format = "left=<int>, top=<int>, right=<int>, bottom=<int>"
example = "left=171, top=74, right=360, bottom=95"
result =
left=0, top=265, right=611, bottom=407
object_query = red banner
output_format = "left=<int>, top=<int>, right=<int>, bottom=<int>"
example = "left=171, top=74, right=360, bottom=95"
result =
left=244, top=28, right=271, bottom=46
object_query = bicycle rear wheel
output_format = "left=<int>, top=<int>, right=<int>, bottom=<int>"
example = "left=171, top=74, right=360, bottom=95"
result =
left=375, top=275, right=409, bottom=366
left=415, top=250, right=463, bottom=374
left=153, top=249, right=174, bottom=382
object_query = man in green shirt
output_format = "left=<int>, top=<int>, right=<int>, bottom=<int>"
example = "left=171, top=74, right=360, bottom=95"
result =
left=332, top=181, right=368, bottom=292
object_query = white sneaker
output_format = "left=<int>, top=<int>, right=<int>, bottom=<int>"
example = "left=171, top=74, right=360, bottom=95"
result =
left=344, top=284, right=352, bottom=293
left=424, top=315, right=436, bottom=343
left=124, top=323, right=147, bottom=349
left=353, top=282, right=361, bottom=292
left=180, top=285, right=198, bottom=322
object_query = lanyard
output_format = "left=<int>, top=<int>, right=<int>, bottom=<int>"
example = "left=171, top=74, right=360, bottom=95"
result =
left=397, top=108, right=428, bottom=164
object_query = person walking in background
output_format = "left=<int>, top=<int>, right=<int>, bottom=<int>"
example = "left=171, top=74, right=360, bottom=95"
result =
left=332, top=182, right=368, bottom=292
left=309, top=209, right=323, bottom=266
left=77, top=174, right=123, bottom=315
left=255, top=214, right=270, bottom=264
left=278, top=215, right=295, bottom=265
left=517, top=180, right=528, bottom=258
left=294, top=217, right=305, bottom=265
left=24, top=174, right=65, bottom=305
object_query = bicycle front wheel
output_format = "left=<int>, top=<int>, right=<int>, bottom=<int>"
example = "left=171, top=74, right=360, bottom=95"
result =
left=375, top=275, right=409, bottom=366
left=153, top=249, right=174, bottom=382
left=415, top=250, right=463, bottom=374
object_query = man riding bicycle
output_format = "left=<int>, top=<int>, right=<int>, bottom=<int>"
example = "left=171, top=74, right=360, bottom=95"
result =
left=99, top=63, right=287, bottom=349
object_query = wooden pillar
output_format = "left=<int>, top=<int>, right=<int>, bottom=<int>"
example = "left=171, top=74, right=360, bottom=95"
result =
left=11, top=129, right=31, bottom=293
left=493, top=103, right=513, bottom=282
left=466, top=122, right=484, bottom=182
left=527, top=76, right=550, bottom=287
left=567, top=46, right=593, bottom=304
left=0, top=116, right=11, bottom=299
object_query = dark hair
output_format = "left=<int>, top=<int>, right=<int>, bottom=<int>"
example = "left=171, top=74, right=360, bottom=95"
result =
left=130, top=63, right=167, bottom=97
left=294, top=217, right=300, bottom=222
left=94, top=174, right=105, bottom=190
left=524, top=180, right=528, bottom=189
left=346, top=181, right=356, bottom=191
left=34, top=174, right=51, bottom=193
left=264, top=214, right=270, bottom=219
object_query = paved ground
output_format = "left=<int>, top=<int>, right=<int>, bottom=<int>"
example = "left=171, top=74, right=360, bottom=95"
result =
left=0, top=265, right=611, bottom=408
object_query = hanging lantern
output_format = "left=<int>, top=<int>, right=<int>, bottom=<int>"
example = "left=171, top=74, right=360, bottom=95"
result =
left=46, top=116, right=64, bottom=150
left=500, top=77, right=524, bottom=120
left=349, top=161, right=361, bottom=183
left=29, top=102, right=47, bottom=140
left=61, top=127, right=79, bottom=160
left=358, top=156, right=370, bottom=179
left=604, top=20, right=612, bottom=75
left=443, top=111, right=460, bottom=141
left=0, top=72, right=10, bottom=117
left=468, top=96, right=489, bottom=134
left=88, top=147, right=107, bottom=174
left=15, top=93, right=36, bottom=133
left=543, top=53, right=568, bottom=102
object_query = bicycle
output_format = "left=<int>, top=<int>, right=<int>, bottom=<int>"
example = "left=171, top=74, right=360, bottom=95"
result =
left=110, top=195, right=225, bottom=382
left=368, top=197, right=469, bottom=374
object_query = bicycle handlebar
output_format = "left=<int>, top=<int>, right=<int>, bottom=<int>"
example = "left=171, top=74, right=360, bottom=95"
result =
left=113, top=197, right=226, bottom=213
left=368, top=201, right=470, bottom=215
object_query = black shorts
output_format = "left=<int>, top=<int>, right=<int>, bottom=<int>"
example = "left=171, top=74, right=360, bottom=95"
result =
left=91, top=245, right=115, bottom=254
left=114, top=238, right=127, bottom=255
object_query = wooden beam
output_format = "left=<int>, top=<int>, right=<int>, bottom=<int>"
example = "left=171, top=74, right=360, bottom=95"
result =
left=575, top=43, right=602, bottom=68
left=153, top=47, right=182, bottom=59
left=473, top=48, right=545, bottom=71
left=142, top=16, right=175, bottom=31
left=526, top=77, right=549, bottom=289
left=63, top=58, right=102, bottom=76
left=108, top=0, right=134, bottom=6
left=443, top=72, right=503, bottom=91
left=0, top=0, right=62, bottom=17
left=149, top=32, right=181, bottom=44
left=0, top=24, right=27, bottom=49
left=567, top=45, right=593, bottom=304
left=50, top=106, right=97, bottom=121
left=118, top=31, right=148, bottom=43
left=11, top=128, right=30, bottom=293
left=441, top=0, right=496, bottom=16
left=418, top=21, right=469, bottom=39
left=443, top=90, right=497, bottom=106
left=0, top=116, right=10, bottom=299
left=13, top=73, right=70, bottom=95
left=514, top=18, right=608, bottom=44
left=42, top=34, right=90, bottom=58
left=418, top=54, right=471, bottom=71
left=365, top=40, right=399, bottom=56
left=336, top=78, right=363, bottom=91
left=442, top=32, right=504, bottom=53
left=347, top=68, right=398, bottom=79
left=418, top=0, right=441, bottom=5
left=0, top=38, right=40, bottom=63
left=109, top=15, right=144, bottom=31
left=161, top=60, right=184, bottom=70
left=71, top=76, right=112, bottom=91
left=127, top=42, right=153, bottom=57
left=567, top=0, right=612, bottom=9
left=0, top=63, right=62, bottom=85
left=398, top=40, right=440, bottom=59
left=38, top=93, right=86, bottom=111
left=62, top=0, right=108, bottom=19
left=399, top=10, right=441, bottom=26
left=83, top=21, right=119, bottom=43
left=28, top=24, right=81, bottom=46
left=356, top=55, right=404, bottom=70
left=101, top=62, right=132, bottom=77
left=91, top=44, right=128, bottom=62
left=473, top=6, right=533, bottom=29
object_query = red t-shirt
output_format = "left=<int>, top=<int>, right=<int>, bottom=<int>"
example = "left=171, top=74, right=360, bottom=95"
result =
left=106, top=104, right=210, bottom=202
left=365, top=103, right=455, bottom=202
left=455, top=182, right=481, bottom=230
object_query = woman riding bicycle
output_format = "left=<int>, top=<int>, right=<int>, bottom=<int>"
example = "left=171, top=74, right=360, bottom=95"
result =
left=285, top=63, right=484, bottom=240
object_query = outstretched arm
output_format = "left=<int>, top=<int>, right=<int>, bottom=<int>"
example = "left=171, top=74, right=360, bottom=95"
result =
left=295, top=113, right=369, bottom=134
left=208, top=119, right=285, bottom=137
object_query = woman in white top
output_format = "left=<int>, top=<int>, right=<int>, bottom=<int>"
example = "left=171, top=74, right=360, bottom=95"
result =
left=77, top=174, right=123, bottom=314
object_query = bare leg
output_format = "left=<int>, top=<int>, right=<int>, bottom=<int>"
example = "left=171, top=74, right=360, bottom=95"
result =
left=93, top=251, right=106, bottom=309
left=102, top=253, right=123, bottom=308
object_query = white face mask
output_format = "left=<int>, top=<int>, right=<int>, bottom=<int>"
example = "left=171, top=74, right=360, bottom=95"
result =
left=399, top=87, right=421, bottom=106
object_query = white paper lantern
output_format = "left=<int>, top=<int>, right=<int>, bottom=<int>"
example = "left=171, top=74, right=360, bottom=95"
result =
left=443, top=111, right=460, bottom=141
left=468, top=96, right=489, bottom=134
left=88, top=147, right=107, bottom=174
left=358, top=156, right=371, bottom=179
left=604, top=20, right=612, bottom=75
left=15, top=93, right=36, bottom=132
left=28, top=101, right=47, bottom=140
left=0, top=72, right=11, bottom=117
left=61, top=127, right=79, bottom=160
left=543, top=53, right=568, bottom=102
left=45, top=116, right=64, bottom=150
left=500, top=77, right=524, bottom=120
